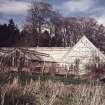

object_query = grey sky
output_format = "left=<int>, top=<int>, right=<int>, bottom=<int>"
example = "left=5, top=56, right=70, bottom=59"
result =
left=0, top=0, right=105, bottom=29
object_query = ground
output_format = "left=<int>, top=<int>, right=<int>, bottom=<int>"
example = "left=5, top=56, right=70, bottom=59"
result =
left=0, top=73, right=105, bottom=105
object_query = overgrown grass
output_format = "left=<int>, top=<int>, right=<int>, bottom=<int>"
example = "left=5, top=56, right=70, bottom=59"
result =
left=0, top=72, right=104, bottom=105
left=2, top=72, right=102, bottom=86
left=18, top=73, right=103, bottom=86
left=0, top=78, right=105, bottom=105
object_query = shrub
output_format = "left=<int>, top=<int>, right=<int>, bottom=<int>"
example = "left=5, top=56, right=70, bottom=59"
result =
left=86, top=56, right=105, bottom=79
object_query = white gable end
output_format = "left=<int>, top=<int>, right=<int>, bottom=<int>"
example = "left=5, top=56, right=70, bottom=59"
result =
left=63, top=36, right=105, bottom=75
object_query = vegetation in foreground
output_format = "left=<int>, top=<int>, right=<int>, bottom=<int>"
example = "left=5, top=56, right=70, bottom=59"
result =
left=0, top=76, right=105, bottom=105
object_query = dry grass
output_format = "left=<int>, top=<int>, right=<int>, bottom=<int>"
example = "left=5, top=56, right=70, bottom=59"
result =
left=0, top=77, right=105, bottom=105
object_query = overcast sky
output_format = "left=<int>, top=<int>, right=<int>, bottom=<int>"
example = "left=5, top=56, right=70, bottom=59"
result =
left=0, top=0, right=105, bottom=29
